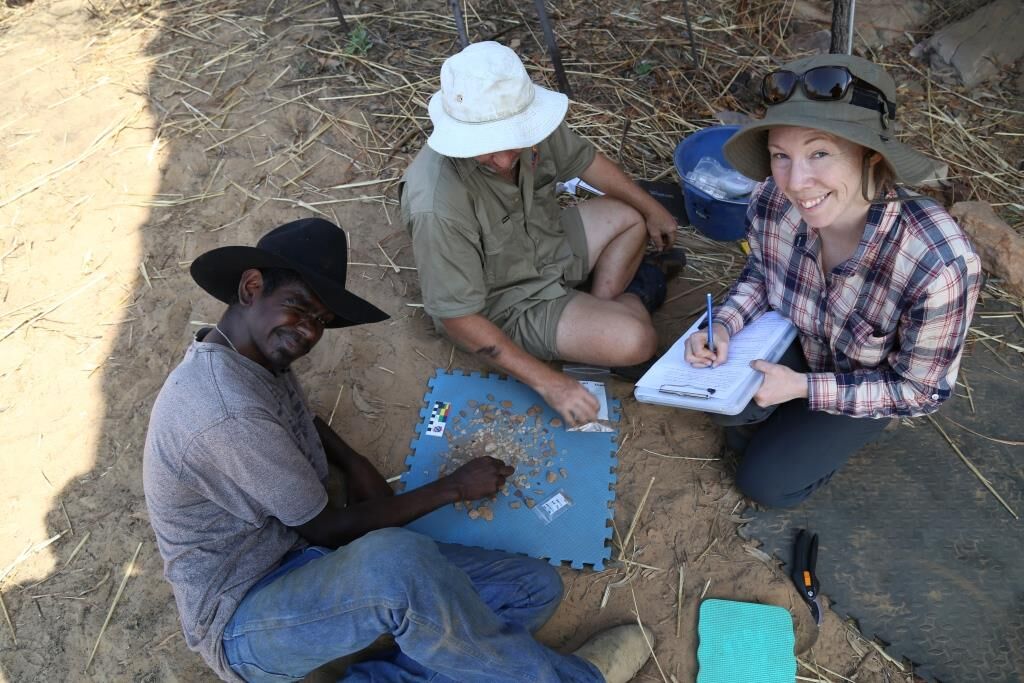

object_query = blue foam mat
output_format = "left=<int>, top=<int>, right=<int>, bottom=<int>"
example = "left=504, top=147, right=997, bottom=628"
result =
left=402, top=370, right=619, bottom=570
left=697, top=599, right=796, bottom=683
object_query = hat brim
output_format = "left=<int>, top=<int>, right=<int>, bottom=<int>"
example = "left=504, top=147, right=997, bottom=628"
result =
left=722, top=105, right=939, bottom=186
left=190, top=246, right=389, bottom=329
left=426, top=84, right=569, bottom=158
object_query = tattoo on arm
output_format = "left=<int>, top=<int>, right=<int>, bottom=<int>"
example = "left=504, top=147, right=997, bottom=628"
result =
left=475, top=345, right=500, bottom=359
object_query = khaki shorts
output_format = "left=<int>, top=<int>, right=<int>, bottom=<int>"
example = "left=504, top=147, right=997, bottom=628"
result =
left=502, top=206, right=588, bottom=360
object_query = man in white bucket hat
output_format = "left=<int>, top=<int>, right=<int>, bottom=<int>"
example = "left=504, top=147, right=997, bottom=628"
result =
left=402, top=41, right=681, bottom=427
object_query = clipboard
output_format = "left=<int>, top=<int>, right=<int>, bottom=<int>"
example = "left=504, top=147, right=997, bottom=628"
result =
left=634, top=311, right=797, bottom=415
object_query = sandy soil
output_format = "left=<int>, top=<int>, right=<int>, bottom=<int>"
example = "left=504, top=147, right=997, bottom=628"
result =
left=0, top=1, right=916, bottom=681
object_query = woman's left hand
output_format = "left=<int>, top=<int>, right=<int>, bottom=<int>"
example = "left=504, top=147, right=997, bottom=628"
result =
left=750, top=359, right=808, bottom=407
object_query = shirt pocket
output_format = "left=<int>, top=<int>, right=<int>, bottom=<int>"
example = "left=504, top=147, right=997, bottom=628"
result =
left=474, top=200, right=533, bottom=286
left=836, top=312, right=896, bottom=369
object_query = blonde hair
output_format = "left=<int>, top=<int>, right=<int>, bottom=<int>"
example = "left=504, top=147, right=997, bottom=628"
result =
left=861, top=153, right=900, bottom=204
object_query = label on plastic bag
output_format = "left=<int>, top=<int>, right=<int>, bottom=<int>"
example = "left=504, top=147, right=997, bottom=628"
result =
left=533, top=490, right=573, bottom=524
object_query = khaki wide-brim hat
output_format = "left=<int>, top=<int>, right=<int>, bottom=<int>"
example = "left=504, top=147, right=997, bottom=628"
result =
left=723, top=54, right=939, bottom=185
left=427, top=41, right=569, bottom=158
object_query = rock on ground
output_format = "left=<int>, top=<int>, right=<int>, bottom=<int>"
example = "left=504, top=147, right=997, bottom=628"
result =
left=911, top=0, right=1024, bottom=87
left=789, top=0, right=931, bottom=48
left=951, top=201, right=1024, bottom=297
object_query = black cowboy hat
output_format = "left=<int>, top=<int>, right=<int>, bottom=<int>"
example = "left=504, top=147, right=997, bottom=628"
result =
left=190, top=218, right=389, bottom=329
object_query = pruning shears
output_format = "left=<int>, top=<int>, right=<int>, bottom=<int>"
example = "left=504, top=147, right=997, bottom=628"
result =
left=791, top=529, right=823, bottom=626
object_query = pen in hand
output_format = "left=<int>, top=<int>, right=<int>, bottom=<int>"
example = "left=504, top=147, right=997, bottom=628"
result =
left=706, top=293, right=716, bottom=353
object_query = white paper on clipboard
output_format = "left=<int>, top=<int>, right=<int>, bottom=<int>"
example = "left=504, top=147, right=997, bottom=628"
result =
left=634, top=311, right=797, bottom=415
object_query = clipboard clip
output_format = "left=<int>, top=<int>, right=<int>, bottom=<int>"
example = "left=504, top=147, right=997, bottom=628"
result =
left=658, top=384, right=717, bottom=399
left=562, top=364, right=611, bottom=379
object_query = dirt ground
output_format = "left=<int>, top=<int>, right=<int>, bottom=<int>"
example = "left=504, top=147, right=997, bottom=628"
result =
left=0, top=1, right=1013, bottom=682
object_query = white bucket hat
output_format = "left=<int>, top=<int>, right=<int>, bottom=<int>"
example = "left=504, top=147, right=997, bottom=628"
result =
left=427, top=41, right=569, bottom=158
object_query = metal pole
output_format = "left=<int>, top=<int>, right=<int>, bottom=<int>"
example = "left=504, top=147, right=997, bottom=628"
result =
left=450, top=0, right=469, bottom=49
left=533, top=0, right=572, bottom=98
left=846, top=0, right=857, bottom=54
left=326, top=0, right=350, bottom=33
left=680, top=0, right=700, bottom=67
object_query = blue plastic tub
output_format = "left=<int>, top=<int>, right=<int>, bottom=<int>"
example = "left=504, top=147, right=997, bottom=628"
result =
left=673, top=125, right=752, bottom=242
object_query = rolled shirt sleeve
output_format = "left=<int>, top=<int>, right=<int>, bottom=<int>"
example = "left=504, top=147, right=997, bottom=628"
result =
left=546, top=122, right=597, bottom=181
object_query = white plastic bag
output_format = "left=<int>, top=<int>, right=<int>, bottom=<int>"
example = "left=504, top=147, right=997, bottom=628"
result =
left=685, top=157, right=756, bottom=199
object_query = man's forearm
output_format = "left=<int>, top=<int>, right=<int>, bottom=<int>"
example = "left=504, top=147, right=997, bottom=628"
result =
left=313, top=416, right=393, bottom=501
left=297, top=478, right=461, bottom=548
left=441, top=313, right=600, bottom=426
left=580, top=152, right=665, bottom=217
left=441, top=314, right=562, bottom=389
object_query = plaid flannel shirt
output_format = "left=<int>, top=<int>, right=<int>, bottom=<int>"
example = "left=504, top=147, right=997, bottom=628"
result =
left=713, top=180, right=982, bottom=418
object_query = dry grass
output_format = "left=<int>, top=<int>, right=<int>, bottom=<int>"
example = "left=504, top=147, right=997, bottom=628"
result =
left=276, top=0, right=1023, bottom=222
left=2, top=0, right=1017, bottom=680
left=28, top=0, right=1015, bottom=299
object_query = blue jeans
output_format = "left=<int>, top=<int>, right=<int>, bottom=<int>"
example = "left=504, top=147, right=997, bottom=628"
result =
left=222, top=527, right=602, bottom=682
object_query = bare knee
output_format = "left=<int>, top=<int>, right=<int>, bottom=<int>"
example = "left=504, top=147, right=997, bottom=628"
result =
left=584, top=201, right=644, bottom=259
left=616, top=320, right=657, bottom=364
left=588, top=215, right=647, bottom=300
left=582, top=197, right=643, bottom=236
left=556, top=295, right=656, bottom=365
left=615, top=210, right=647, bottom=251
left=622, top=208, right=645, bottom=235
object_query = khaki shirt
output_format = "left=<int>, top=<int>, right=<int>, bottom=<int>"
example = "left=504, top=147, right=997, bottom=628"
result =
left=401, top=123, right=596, bottom=328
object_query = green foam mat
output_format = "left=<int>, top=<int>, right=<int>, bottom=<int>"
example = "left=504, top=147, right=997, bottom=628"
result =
left=697, top=599, right=796, bottom=683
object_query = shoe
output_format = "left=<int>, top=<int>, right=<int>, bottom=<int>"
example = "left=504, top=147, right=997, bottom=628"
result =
left=624, top=262, right=667, bottom=313
left=624, top=248, right=687, bottom=313
left=574, top=624, right=654, bottom=683
left=645, top=247, right=686, bottom=279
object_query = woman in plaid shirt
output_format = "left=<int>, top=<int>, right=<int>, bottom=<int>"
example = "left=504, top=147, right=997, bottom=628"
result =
left=684, top=54, right=982, bottom=508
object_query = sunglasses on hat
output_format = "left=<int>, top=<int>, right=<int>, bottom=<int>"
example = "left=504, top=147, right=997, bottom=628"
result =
left=761, top=66, right=896, bottom=121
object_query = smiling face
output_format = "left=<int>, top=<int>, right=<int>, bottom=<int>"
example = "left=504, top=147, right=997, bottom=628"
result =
left=767, top=126, right=878, bottom=234
left=473, top=148, right=522, bottom=176
left=239, top=271, right=335, bottom=372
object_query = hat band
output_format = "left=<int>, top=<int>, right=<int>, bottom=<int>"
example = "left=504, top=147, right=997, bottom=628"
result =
left=441, top=84, right=536, bottom=125
left=848, top=87, right=894, bottom=122
left=762, top=67, right=896, bottom=121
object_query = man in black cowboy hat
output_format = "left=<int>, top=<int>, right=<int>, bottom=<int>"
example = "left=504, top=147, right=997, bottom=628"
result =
left=143, top=218, right=652, bottom=682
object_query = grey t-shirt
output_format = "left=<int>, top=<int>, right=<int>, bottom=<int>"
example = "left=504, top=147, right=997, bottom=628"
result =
left=143, top=332, right=329, bottom=682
